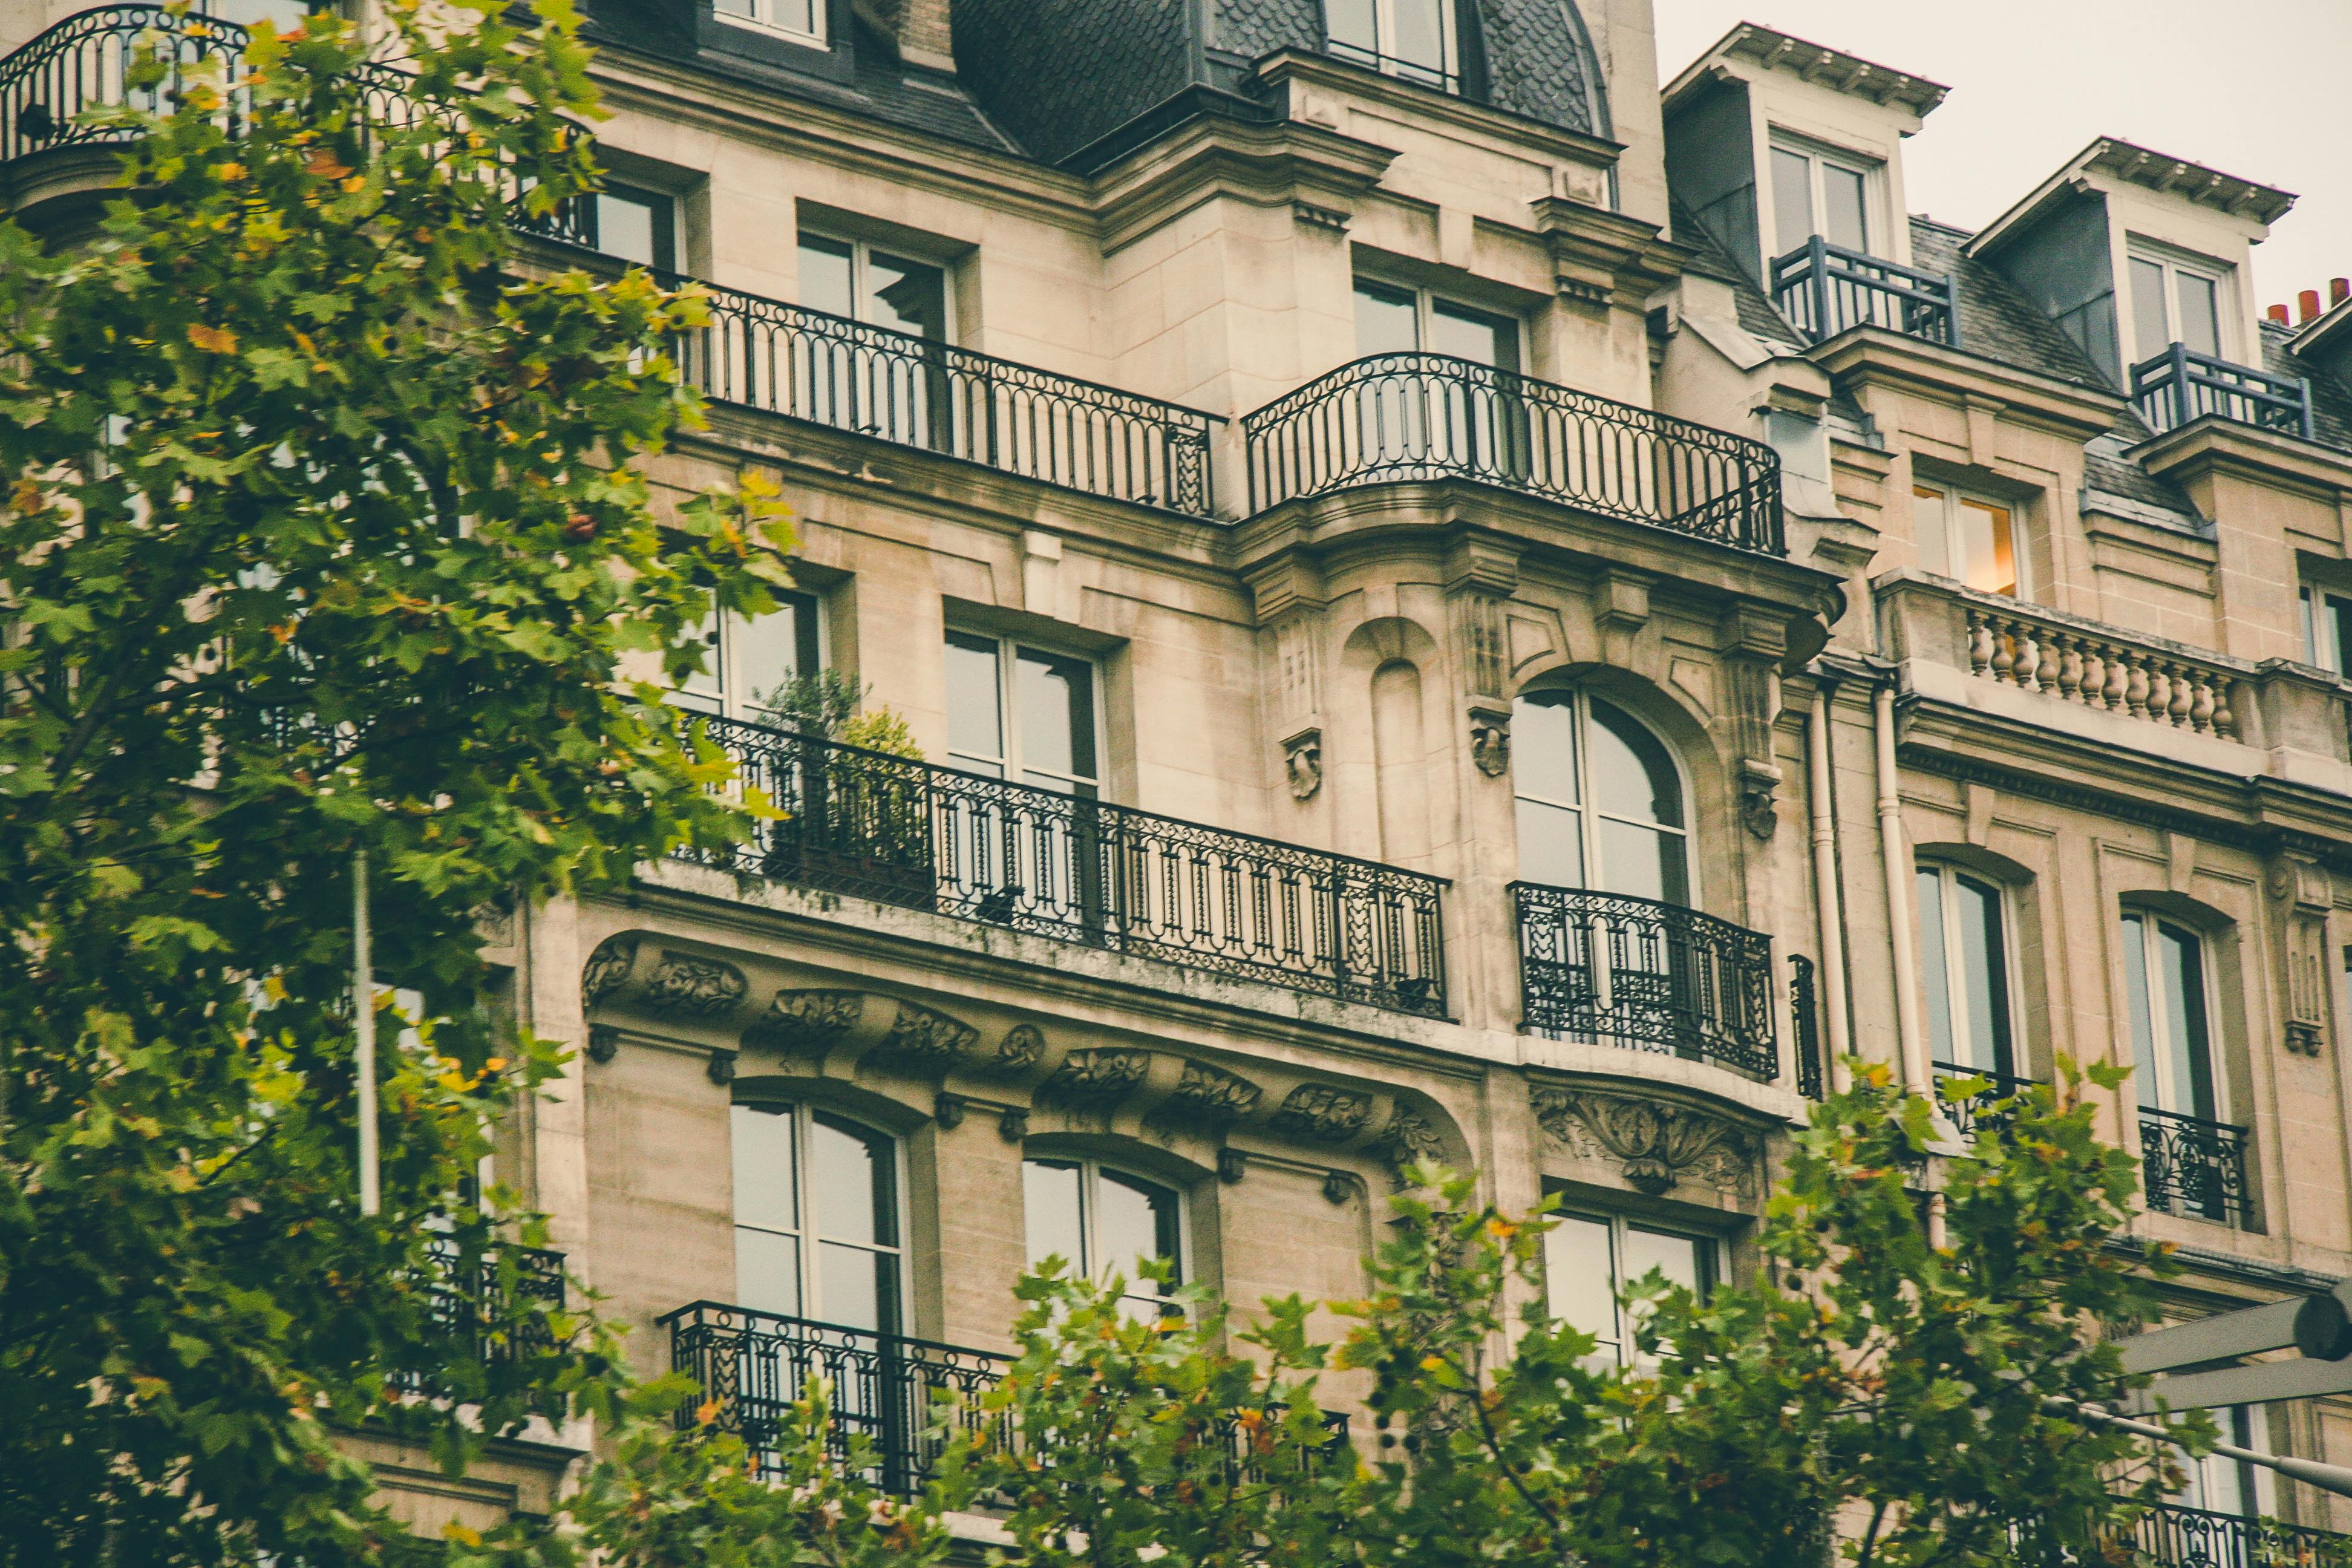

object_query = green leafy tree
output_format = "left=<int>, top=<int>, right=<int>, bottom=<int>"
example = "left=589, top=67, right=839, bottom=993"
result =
left=0, top=0, right=790, bottom=1561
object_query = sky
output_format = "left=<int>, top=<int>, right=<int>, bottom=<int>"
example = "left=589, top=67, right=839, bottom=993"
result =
left=1651, top=0, right=2352, bottom=319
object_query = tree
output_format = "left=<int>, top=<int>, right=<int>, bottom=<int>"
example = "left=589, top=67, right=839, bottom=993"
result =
left=0, top=0, right=790, bottom=1560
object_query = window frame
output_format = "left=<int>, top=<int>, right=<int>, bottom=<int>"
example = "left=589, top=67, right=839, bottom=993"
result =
left=1540, top=1201, right=1719, bottom=1368
left=2301, top=584, right=2352, bottom=676
left=711, top=0, right=826, bottom=49
left=2127, top=244, right=2234, bottom=366
left=1768, top=134, right=1882, bottom=260
left=728, top=1099, right=907, bottom=1333
left=1351, top=276, right=1524, bottom=373
left=1322, top=0, right=1458, bottom=90
left=942, top=627, right=1103, bottom=797
left=1915, top=861, right=2025, bottom=1079
left=1911, top=481, right=2022, bottom=598
left=1509, top=687, right=1696, bottom=907
left=797, top=229, right=955, bottom=342
left=590, top=181, right=681, bottom=275
left=676, top=586, right=824, bottom=722
left=2119, top=909, right=2227, bottom=1123
left=1021, top=1155, right=1186, bottom=1315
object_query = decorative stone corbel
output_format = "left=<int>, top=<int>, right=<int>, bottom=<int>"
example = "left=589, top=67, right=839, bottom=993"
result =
left=935, top=1093, right=967, bottom=1130
left=1469, top=699, right=1512, bottom=777
left=997, top=1106, right=1029, bottom=1143
left=582, top=934, right=754, bottom=1022
left=1530, top=1086, right=1758, bottom=1197
left=1217, top=1148, right=1249, bottom=1184
left=1321, top=1170, right=1356, bottom=1205
left=2267, top=852, right=2334, bottom=1059
left=705, top=1049, right=737, bottom=1086
left=1282, top=725, right=1324, bottom=800
left=1717, top=604, right=1789, bottom=843
left=585, top=1025, right=620, bottom=1064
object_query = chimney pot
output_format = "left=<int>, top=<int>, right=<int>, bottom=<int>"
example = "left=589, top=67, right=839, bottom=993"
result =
left=2333, top=277, right=2351, bottom=307
left=2299, top=289, right=2322, bottom=324
left=2268, top=303, right=2292, bottom=325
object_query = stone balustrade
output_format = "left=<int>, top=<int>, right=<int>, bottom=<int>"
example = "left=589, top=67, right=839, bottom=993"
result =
left=1962, top=602, right=2240, bottom=738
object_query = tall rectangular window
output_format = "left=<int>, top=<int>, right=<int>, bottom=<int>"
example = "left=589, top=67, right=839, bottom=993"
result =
left=592, top=183, right=678, bottom=274
left=1917, top=864, right=2018, bottom=1079
left=1770, top=139, right=1875, bottom=258
left=677, top=589, right=822, bottom=719
left=730, top=1103, right=901, bottom=1333
left=2129, top=248, right=2230, bottom=364
left=1543, top=1208, right=1714, bottom=1367
left=2120, top=911, right=2220, bottom=1122
left=944, top=631, right=1099, bottom=795
left=2302, top=585, right=2352, bottom=676
left=799, top=233, right=949, bottom=340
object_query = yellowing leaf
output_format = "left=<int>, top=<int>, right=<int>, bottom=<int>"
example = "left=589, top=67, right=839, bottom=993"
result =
left=186, top=322, right=238, bottom=354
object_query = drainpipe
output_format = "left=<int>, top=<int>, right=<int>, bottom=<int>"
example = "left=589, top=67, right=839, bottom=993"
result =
left=1873, top=683, right=1931, bottom=1096
left=1807, top=685, right=1854, bottom=1092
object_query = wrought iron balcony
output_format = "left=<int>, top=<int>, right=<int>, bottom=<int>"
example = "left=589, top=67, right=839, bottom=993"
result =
left=662, top=1302, right=1350, bottom=1489
left=1789, top=953, right=1825, bottom=1100
left=0, top=6, right=592, bottom=239
left=2140, top=1105, right=2251, bottom=1224
left=2132, top=343, right=2314, bottom=441
left=1931, top=1060, right=2041, bottom=1143
left=1242, top=352, right=1785, bottom=554
left=1511, top=883, right=1778, bottom=1080
left=2132, top=1501, right=2352, bottom=1568
left=693, top=715, right=1448, bottom=1017
left=667, top=280, right=1219, bottom=515
left=1771, top=237, right=1961, bottom=349
left=391, top=1236, right=568, bottom=1393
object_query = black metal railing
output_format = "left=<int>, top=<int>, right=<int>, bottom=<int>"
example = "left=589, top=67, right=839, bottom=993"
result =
left=661, top=1304, right=1010, bottom=1490
left=696, top=715, right=1448, bottom=1016
left=1242, top=352, right=1784, bottom=554
left=2132, top=1501, right=2352, bottom=1568
left=1790, top=953, right=1824, bottom=1100
left=1511, top=883, right=1777, bottom=1079
left=1931, top=1060, right=2041, bottom=1143
left=1321, top=39, right=1460, bottom=93
left=2140, top=1105, right=2251, bottom=1224
left=0, top=5, right=592, bottom=244
left=1771, top=237, right=1961, bottom=348
left=2131, top=343, right=2314, bottom=442
left=393, top=1236, right=567, bottom=1391
left=665, top=279, right=1218, bottom=515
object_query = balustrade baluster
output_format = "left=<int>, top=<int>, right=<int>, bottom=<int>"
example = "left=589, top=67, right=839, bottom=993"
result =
left=1966, top=609, right=1994, bottom=676
left=1988, top=616, right=2017, bottom=684
left=2123, top=654, right=2152, bottom=719
left=2051, top=630, right=2085, bottom=703
left=2164, top=661, right=2195, bottom=728
left=2010, top=620, right=2043, bottom=690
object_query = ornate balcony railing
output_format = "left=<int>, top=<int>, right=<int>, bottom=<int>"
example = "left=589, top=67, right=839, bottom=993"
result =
left=391, top=1236, right=568, bottom=1393
left=0, top=5, right=592, bottom=244
left=2131, top=1502, right=2352, bottom=1568
left=2132, top=343, right=2314, bottom=442
left=662, top=1302, right=1351, bottom=1490
left=1771, top=237, right=1961, bottom=349
left=668, top=279, right=1220, bottom=515
left=1511, top=883, right=1778, bottom=1080
left=1790, top=953, right=1825, bottom=1100
left=2140, top=1105, right=2251, bottom=1224
left=1931, top=1060, right=2040, bottom=1142
left=694, top=715, right=1448, bottom=1017
left=1242, top=352, right=1785, bottom=554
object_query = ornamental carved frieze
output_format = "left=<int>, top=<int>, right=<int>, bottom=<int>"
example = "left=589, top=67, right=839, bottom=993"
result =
left=874, top=1001, right=980, bottom=1070
left=752, top=990, right=869, bottom=1059
left=1531, top=1086, right=1757, bottom=1197
left=583, top=936, right=748, bottom=1021
left=582, top=935, right=639, bottom=1007
left=991, top=1024, right=1045, bottom=1073
left=1374, top=1105, right=1447, bottom=1183
left=1147, top=1060, right=1264, bottom=1132
left=1269, top=1083, right=1374, bottom=1143
left=1039, top=1049, right=1150, bottom=1109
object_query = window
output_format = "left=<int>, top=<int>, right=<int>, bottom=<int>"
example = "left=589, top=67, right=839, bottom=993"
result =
left=799, top=232, right=949, bottom=341
left=677, top=588, right=822, bottom=720
left=2175, top=1405, right=2272, bottom=1520
left=1912, top=483, right=2019, bottom=597
left=2120, top=911, right=2222, bottom=1123
left=590, top=183, right=678, bottom=274
left=944, top=631, right=1098, bottom=796
left=1023, top=1158, right=1181, bottom=1318
left=1771, top=139, right=1873, bottom=258
left=1353, top=278, right=1519, bottom=371
left=2302, top=584, right=2352, bottom=676
left=1543, top=1208, right=1714, bottom=1366
left=1511, top=690, right=1690, bottom=906
left=730, top=1102, right=902, bottom=1332
left=2129, top=250, right=2227, bottom=365
left=713, top=0, right=822, bottom=45
left=1916, top=864, right=2019, bottom=1079
left=1324, top=0, right=1452, bottom=88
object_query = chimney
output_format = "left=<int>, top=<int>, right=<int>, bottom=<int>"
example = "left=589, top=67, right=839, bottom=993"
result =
left=2301, top=288, right=2324, bottom=324
left=2334, top=277, right=2351, bottom=307
left=852, top=0, right=955, bottom=73
left=2268, top=302, right=2292, bottom=325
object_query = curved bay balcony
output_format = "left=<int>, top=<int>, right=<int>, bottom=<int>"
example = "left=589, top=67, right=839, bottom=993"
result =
left=695, top=716, right=1448, bottom=1018
left=1242, top=353, right=1785, bottom=554
left=1511, top=883, right=1779, bottom=1080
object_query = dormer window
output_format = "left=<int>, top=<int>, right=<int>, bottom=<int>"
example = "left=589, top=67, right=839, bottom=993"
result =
left=1771, top=138, right=1873, bottom=258
left=1324, top=0, right=1453, bottom=90
left=714, top=0, right=823, bottom=47
left=2129, top=248, right=2227, bottom=364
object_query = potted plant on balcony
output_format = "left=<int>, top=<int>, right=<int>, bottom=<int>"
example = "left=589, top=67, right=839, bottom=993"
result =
left=752, top=670, right=937, bottom=909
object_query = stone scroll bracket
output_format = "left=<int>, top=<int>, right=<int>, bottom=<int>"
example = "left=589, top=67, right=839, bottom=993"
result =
left=2268, top=854, right=2334, bottom=1059
left=1717, top=604, right=1790, bottom=843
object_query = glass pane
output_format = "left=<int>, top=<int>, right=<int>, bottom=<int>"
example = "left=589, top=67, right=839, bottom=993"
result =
left=2175, top=272, right=2222, bottom=359
left=2121, top=913, right=2161, bottom=1109
left=1958, top=498, right=2017, bottom=596
left=1956, top=875, right=2015, bottom=1078
left=2160, top=924, right=2218, bottom=1122
left=1094, top=1169, right=1178, bottom=1290
left=1586, top=700, right=1683, bottom=828
left=1512, top=693, right=1579, bottom=806
left=1354, top=280, right=1421, bottom=356
left=730, top=1103, right=800, bottom=1234
left=867, top=251, right=949, bottom=341
left=1390, top=0, right=1447, bottom=78
left=2330, top=596, right=2352, bottom=678
left=677, top=596, right=724, bottom=712
left=734, top=595, right=816, bottom=717
left=1621, top=1226, right=1705, bottom=1297
left=1514, top=799, right=1584, bottom=889
left=817, top=1241, right=896, bottom=1333
left=1016, top=647, right=1096, bottom=787
left=1432, top=301, right=1517, bottom=374
left=1597, top=818, right=1688, bottom=906
left=714, top=0, right=752, bottom=16
left=945, top=632, right=1004, bottom=772
left=1325, top=0, right=1377, bottom=57
left=799, top=234, right=856, bottom=318
left=776, top=0, right=818, bottom=34
left=1023, top=1159, right=1088, bottom=1273
left=809, top=1114, right=893, bottom=1247
left=1822, top=163, right=1868, bottom=253
left=1918, top=869, right=1956, bottom=1067
left=1542, top=1213, right=1619, bottom=1353
left=734, top=1227, right=802, bottom=1319
left=2131, top=257, right=2171, bottom=364
left=595, top=191, right=662, bottom=271
left=1771, top=147, right=1814, bottom=257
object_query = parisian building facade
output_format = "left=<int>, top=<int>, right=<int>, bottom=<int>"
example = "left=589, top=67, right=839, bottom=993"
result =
left=7, top=0, right=2352, bottom=1549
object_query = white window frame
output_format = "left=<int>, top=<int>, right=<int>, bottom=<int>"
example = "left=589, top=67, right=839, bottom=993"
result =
left=1541, top=1204, right=1718, bottom=1368
left=2301, top=584, right=2352, bottom=676
left=1325, top=0, right=1459, bottom=88
left=1510, top=688, right=1697, bottom=906
left=799, top=229, right=956, bottom=342
left=676, top=587, right=824, bottom=722
left=1911, top=480, right=2024, bottom=598
left=943, top=629, right=1103, bottom=794
left=712, top=0, right=825, bottom=48
left=1768, top=134, right=1883, bottom=260
left=2120, top=910, right=2227, bottom=1121
left=2127, top=243, right=2235, bottom=366
left=1022, top=1155, right=1186, bottom=1314
left=730, top=1099, right=907, bottom=1329
left=1915, top=861, right=2026, bottom=1077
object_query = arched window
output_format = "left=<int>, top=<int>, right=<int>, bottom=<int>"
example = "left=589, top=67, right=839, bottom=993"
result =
left=1511, top=690, right=1690, bottom=906
left=1022, top=1157, right=1181, bottom=1319
left=730, top=1103, right=901, bottom=1332
left=1916, top=863, right=2020, bottom=1080
left=2120, top=912, right=2223, bottom=1124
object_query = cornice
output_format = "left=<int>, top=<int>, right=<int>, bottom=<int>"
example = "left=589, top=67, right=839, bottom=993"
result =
left=1247, top=49, right=1625, bottom=172
left=2129, top=415, right=2352, bottom=502
left=1808, top=327, right=2126, bottom=442
left=1083, top=110, right=1395, bottom=255
left=1529, top=196, right=1687, bottom=304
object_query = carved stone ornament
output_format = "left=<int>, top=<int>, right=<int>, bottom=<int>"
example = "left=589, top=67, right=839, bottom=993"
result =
left=1040, top=1048, right=1150, bottom=1108
left=1738, top=759, right=1781, bottom=843
left=1283, top=728, right=1324, bottom=801
left=1470, top=712, right=1511, bottom=777
left=1269, top=1083, right=1374, bottom=1143
left=706, top=1049, right=737, bottom=1086
left=585, top=1024, right=620, bottom=1064
left=753, top=990, right=867, bottom=1059
left=1217, top=1148, right=1249, bottom=1184
left=1376, top=1106, right=1446, bottom=1183
left=641, top=955, right=750, bottom=1018
left=582, top=935, right=640, bottom=1007
left=992, top=1023, right=1045, bottom=1073
left=875, top=1001, right=980, bottom=1069
left=1152, top=1060, right=1264, bottom=1130
left=1531, top=1086, right=1757, bottom=1197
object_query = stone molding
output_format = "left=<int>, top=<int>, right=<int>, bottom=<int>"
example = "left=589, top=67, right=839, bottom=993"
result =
left=1530, top=1086, right=1759, bottom=1197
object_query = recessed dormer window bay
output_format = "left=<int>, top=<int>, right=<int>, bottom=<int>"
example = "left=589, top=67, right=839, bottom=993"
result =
left=2130, top=249, right=2227, bottom=364
left=1324, top=0, right=1454, bottom=89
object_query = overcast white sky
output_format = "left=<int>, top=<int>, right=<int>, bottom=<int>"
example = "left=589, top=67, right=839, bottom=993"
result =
left=1652, top=0, right=2352, bottom=318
